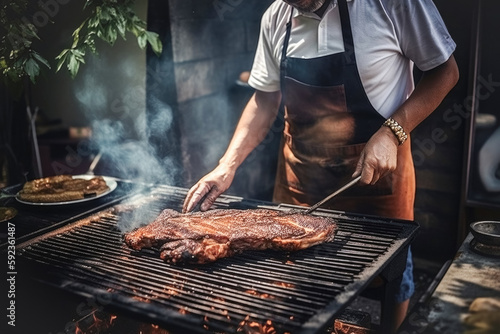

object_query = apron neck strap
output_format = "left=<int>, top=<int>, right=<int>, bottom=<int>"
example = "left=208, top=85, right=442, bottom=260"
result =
left=280, top=7, right=294, bottom=95
left=281, top=8, right=294, bottom=63
left=337, top=0, right=355, bottom=54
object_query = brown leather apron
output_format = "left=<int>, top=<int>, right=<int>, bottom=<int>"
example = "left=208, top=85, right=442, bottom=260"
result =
left=273, top=0, right=415, bottom=221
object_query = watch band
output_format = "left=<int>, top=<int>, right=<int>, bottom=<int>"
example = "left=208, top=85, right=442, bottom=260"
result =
left=382, top=118, right=408, bottom=145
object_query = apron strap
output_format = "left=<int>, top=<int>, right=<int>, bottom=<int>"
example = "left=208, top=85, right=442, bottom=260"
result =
left=337, top=0, right=355, bottom=63
left=280, top=8, right=294, bottom=85
left=281, top=8, right=294, bottom=65
left=278, top=8, right=294, bottom=117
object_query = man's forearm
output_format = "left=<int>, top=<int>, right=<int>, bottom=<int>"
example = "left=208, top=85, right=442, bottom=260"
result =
left=390, top=55, right=459, bottom=136
left=219, top=90, right=281, bottom=171
left=354, top=55, right=459, bottom=184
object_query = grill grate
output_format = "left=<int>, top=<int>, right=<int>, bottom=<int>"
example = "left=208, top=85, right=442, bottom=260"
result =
left=17, top=185, right=417, bottom=334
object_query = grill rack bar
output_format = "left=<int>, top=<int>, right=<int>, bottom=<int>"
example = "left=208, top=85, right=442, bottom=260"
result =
left=17, top=185, right=418, bottom=334
left=25, top=236, right=334, bottom=311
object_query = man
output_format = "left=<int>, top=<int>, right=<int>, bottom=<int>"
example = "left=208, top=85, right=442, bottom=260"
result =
left=183, top=0, right=459, bottom=331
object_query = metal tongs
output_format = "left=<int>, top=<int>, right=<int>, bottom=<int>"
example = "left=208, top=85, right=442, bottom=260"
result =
left=304, top=175, right=362, bottom=214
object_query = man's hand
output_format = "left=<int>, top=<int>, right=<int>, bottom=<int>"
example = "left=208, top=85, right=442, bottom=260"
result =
left=182, top=164, right=236, bottom=213
left=353, top=126, right=399, bottom=185
left=183, top=90, right=281, bottom=213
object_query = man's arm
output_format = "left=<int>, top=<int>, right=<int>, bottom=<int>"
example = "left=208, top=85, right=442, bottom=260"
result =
left=183, top=90, right=281, bottom=212
left=354, top=55, right=460, bottom=184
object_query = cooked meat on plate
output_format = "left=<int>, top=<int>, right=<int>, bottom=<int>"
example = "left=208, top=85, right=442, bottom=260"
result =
left=18, top=175, right=110, bottom=203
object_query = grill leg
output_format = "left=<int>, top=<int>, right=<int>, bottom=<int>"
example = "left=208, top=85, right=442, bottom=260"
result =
left=379, top=276, right=404, bottom=334
left=379, top=246, right=410, bottom=334
left=360, top=246, right=410, bottom=334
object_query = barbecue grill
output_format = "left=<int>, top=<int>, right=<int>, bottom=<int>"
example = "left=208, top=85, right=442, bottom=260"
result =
left=7, top=182, right=418, bottom=334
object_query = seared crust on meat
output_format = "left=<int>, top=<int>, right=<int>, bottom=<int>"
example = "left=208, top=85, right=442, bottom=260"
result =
left=124, top=209, right=337, bottom=264
left=18, top=175, right=110, bottom=203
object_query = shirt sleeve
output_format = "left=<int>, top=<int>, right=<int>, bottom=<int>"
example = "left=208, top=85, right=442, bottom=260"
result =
left=247, top=7, right=282, bottom=92
left=383, top=0, right=456, bottom=71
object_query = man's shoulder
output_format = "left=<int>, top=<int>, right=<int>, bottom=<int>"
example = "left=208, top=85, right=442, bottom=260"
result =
left=378, top=0, right=439, bottom=17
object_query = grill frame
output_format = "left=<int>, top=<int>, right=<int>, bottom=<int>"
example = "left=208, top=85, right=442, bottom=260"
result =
left=15, top=184, right=419, bottom=334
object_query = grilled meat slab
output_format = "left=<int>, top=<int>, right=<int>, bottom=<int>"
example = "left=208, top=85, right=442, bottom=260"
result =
left=18, top=175, right=109, bottom=203
left=124, top=209, right=337, bottom=264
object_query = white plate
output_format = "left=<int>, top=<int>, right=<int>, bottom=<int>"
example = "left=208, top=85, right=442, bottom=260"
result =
left=16, top=175, right=118, bottom=206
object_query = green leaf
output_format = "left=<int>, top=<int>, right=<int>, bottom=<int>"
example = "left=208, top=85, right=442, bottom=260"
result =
left=137, top=32, right=147, bottom=49
left=83, top=33, right=97, bottom=53
left=116, top=19, right=126, bottom=39
left=145, top=31, right=162, bottom=56
left=98, top=6, right=111, bottom=21
left=88, top=15, right=99, bottom=28
left=7, top=30, right=29, bottom=50
left=71, top=48, right=85, bottom=60
left=13, top=58, right=25, bottom=70
left=24, top=57, right=40, bottom=83
left=83, top=0, right=94, bottom=10
left=127, top=19, right=144, bottom=37
left=107, top=7, right=117, bottom=19
left=0, top=58, right=7, bottom=71
left=55, top=48, right=69, bottom=61
left=55, top=50, right=69, bottom=72
left=20, top=23, right=39, bottom=40
left=67, top=53, right=81, bottom=78
left=71, top=19, right=88, bottom=48
left=106, top=24, right=118, bottom=44
left=32, top=50, right=51, bottom=69
left=96, top=26, right=105, bottom=40
left=6, top=69, right=22, bottom=84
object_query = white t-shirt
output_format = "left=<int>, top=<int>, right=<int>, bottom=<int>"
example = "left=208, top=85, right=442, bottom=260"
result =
left=248, top=0, right=456, bottom=118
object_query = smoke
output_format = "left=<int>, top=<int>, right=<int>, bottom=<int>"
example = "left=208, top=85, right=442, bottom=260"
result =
left=74, top=53, right=176, bottom=178
left=91, top=118, right=175, bottom=185
left=74, top=53, right=178, bottom=231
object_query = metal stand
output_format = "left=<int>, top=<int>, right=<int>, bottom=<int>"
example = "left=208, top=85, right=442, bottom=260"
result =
left=360, top=246, right=409, bottom=334
left=26, top=104, right=42, bottom=178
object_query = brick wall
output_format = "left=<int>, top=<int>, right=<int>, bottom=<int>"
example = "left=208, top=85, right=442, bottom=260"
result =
left=164, top=0, right=276, bottom=199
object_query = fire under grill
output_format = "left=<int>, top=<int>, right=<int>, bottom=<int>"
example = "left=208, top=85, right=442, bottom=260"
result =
left=15, top=185, right=418, bottom=334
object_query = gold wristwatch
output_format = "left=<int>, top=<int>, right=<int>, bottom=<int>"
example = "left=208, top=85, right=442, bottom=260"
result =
left=382, top=118, right=408, bottom=145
